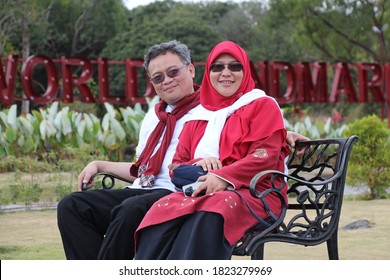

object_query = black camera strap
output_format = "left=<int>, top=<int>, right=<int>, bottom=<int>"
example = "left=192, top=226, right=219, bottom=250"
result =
left=229, top=189, right=278, bottom=228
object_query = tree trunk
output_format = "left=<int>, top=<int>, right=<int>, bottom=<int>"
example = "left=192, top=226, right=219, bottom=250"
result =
left=21, top=13, right=30, bottom=114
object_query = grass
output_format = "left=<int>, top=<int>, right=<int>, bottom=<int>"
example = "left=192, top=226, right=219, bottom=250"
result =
left=0, top=171, right=127, bottom=207
left=0, top=171, right=77, bottom=206
left=0, top=168, right=388, bottom=260
left=0, top=210, right=65, bottom=260
left=0, top=199, right=389, bottom=260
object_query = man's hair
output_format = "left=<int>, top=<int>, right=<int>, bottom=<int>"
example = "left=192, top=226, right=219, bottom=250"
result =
left=144, top=40, right=191, bottom=75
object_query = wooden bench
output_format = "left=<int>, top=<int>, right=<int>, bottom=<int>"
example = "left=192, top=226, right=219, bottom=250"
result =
left=232, top=135, right=359, bottom=260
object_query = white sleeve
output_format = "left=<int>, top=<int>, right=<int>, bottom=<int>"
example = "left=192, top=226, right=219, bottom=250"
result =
left=135, top=105, right=159, bottom=160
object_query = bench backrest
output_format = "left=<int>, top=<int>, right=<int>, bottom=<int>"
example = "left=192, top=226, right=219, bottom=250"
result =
left=235, top=135, right=358, bottom=257
left=281, top=136, right=358, bottom=241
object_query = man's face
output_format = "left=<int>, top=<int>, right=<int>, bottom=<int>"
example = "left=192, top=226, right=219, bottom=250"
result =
left=148, top=52, right=195, bottom=105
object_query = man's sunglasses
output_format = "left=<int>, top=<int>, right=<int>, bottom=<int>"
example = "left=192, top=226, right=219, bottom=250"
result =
left=210, top=62, right=243, bottom=73
left=150, top=65, right=186, bottom=84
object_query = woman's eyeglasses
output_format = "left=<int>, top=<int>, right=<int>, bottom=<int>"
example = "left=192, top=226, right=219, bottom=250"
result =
left=210, top=62, right=243, bottom=73
left=150, top=65, right=186, bottom=84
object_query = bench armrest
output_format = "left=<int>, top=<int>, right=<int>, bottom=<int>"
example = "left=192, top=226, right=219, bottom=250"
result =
left=245, top=168, right=343, bottom=255
left=82, top=172, right=133, bottom=191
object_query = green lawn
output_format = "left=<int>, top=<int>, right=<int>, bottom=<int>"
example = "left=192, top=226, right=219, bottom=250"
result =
left=0, top=199, right=389, bottom=260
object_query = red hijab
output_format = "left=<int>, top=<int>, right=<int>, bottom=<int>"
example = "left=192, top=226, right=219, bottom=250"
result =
left=200, top=41, right=255, bottom=111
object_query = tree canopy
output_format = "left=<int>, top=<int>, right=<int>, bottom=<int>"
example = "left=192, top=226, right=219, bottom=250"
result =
left=3, top=0, right=388, bottom=62
left=1, top=0, right=389, bottom=97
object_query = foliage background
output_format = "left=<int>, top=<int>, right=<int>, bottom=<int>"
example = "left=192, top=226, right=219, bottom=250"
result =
left=0, top=1, right=389, bottom=262
left=0, top=0, right=389, bottom=204
left=1, top=0, right=389, bottom=105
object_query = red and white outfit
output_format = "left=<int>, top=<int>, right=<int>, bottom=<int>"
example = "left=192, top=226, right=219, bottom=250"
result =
left=134, top=41, right=289, bottom=259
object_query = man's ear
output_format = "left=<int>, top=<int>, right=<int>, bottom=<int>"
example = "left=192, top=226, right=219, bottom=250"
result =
left=189, top=64, right=196, bottom=78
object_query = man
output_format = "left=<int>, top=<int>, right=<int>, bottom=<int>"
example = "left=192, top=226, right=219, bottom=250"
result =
left=57, top=40, right=308, bottom=260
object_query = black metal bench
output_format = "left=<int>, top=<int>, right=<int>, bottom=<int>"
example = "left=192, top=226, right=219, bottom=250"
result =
left=232, top=135, right=359, bottom=260
left=86, top=135, right=358, bottom=260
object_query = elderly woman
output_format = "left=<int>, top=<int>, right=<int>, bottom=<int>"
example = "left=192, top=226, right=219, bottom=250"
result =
left=134, top=41, right=290, bottom=260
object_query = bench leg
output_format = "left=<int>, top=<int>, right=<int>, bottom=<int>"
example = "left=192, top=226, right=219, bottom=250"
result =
left=327, top=232, right=339, bottom=260
left=250, top=244, right=265, bottom=260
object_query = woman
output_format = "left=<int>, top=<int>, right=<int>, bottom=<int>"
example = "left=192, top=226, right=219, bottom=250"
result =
left=134, top=41, right=290, bottom=260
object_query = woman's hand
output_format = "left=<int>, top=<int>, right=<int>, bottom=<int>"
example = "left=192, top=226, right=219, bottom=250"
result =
left=191, top=174, right=229, bottom=197
left=194, top=157, right=222, bottom=171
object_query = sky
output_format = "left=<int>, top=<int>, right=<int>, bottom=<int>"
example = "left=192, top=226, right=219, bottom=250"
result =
left=123, top=0, right=246, bottom=10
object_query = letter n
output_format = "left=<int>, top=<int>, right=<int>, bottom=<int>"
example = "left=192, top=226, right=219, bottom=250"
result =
left=269, top=61, right=296, bottom=105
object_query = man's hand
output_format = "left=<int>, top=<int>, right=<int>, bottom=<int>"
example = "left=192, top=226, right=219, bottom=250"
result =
left=77, top=161, right=99, bottom=191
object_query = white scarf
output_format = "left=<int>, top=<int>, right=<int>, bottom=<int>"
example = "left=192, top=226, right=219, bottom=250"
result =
left=194, top=89, right=266, bottom=158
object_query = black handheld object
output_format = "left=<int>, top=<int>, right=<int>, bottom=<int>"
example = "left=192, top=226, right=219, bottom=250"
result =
left=80, top=173, right=119, bottom=191
left=182, top=181, right=206, bottom=197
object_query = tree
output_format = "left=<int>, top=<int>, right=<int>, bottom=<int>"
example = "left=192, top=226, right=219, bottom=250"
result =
left=344, top=114, right=390, bottom=199
left=0, top=0, right=19, bottom=55
left=33, top=0, right=128, bottom=58
left=268, top=0, right=390, bottom=63
left=100, top=0, right=229, bottom=96
left=1, top=0, right=128, bottom=112
left=1, top=0, right=53, bottom=113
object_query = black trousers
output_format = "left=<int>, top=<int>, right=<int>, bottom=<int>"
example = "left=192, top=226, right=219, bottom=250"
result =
left=134, top=211, right=234, bottom=260
left=57, top=188, right=172, bottom=260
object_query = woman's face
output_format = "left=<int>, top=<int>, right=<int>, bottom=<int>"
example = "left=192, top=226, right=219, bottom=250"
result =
left=209, top=54, right=243, bottom=98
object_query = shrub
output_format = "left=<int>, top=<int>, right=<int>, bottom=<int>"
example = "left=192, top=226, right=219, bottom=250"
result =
left=54, top=184, right=74, bottom=201
left=344, top=114, right=390, bottom=199
left=284, top=115, right=348, bottom=139
left=22, top=184, right=43, bottom=209
left=0, top=97, right=159, bottom=162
